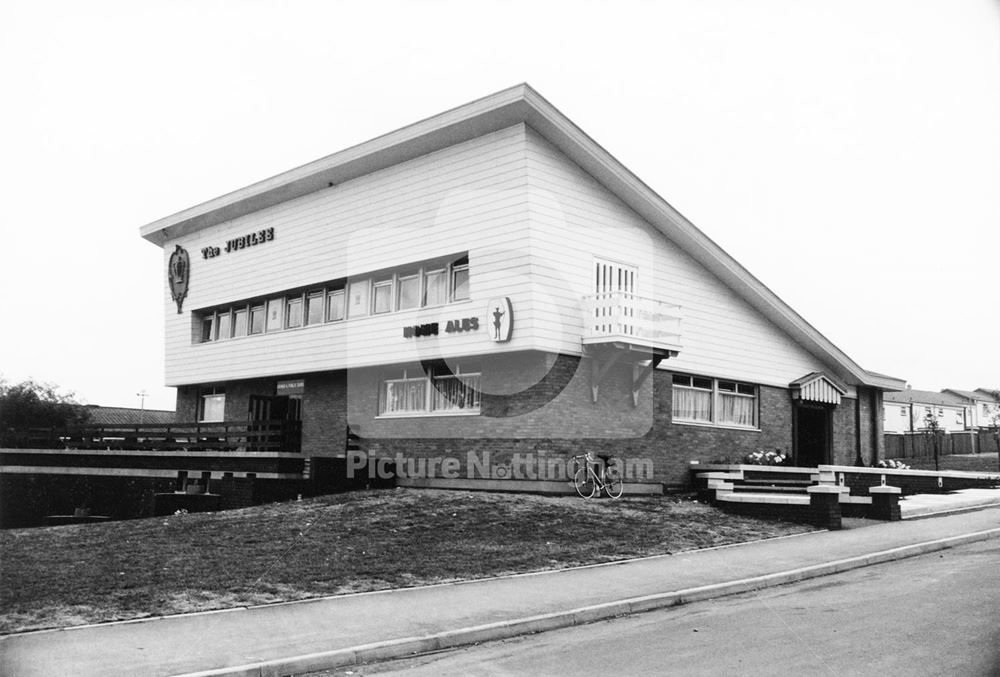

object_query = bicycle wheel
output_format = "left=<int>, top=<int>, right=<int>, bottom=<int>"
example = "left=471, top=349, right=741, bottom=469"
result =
left=574, top=467, right=596, bottom=498
left=604, top=468, right=624, bottom=499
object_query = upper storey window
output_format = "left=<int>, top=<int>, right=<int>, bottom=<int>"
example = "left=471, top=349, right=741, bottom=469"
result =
left=195, top=253, right=470, bottom=343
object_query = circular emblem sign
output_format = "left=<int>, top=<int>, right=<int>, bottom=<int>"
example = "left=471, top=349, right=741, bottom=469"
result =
left=486, top=297, right=513, bottom=342
left=168, top=245, right=190, bottom=314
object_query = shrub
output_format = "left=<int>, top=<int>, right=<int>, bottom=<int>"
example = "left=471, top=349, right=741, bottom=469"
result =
left=742, top=449, right=789, bottom=466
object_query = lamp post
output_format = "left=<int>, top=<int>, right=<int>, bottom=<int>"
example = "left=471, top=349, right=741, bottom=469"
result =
left=137, top=390, right=148, bottom=425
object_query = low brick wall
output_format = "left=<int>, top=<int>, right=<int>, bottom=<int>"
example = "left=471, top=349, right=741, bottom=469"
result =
left=820, top=465, right=1000, bottom=497
left=0, top=449, right=372, bottom=528
left=714, top=488, right=841, bottom=529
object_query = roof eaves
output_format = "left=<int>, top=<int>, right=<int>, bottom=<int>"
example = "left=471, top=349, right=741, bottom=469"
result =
left=139, top=84, right=536, bottom=246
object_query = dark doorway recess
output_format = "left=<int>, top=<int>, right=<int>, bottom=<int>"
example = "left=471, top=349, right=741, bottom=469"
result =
left=795, top=403, right=833, bottom=466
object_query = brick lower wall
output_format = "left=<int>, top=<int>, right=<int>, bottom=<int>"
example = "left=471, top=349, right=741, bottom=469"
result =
left=169, top=352, right=877, bottom=490
left=346, top=352, right=796, bottom=488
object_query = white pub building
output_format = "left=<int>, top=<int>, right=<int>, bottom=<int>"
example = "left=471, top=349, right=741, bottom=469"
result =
left=141, top=84, right=904, bottom=492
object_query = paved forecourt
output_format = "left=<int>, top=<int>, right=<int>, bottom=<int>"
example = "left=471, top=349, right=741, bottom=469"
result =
left=3, top=505, right=1000, bottom=677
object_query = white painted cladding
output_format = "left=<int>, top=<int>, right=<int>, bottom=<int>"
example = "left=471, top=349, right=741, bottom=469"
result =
left=163, top=122, right=839, bottom=390
left=521, top=128, right=835, bottom=389
left=163, top=126, right=539, bottom=385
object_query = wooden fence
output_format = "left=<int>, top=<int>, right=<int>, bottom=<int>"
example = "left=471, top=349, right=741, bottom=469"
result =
left=0, top=420, right=302, bottom=453
left=885, top=430, right=1000, bottom=459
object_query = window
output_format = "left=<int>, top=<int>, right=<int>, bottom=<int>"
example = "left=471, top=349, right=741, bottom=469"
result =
left=266, top=298, right=283, bottom=332
left=285, top=295, right=303, bottom=328
left=717, top=381, right=757, bottom=427
left=431, top=364, right=481, bottom=412
left=397, top=272, right=420, bottom=310
left=233, top=307, right=248, bottom=337
left=348, top=279, right=369, bottom=318
left=671, top=375, right=713, bottom=423
left=201, top=314, right=215, bottom=343
left=249, top=305, right=265, bottom=334
left=956, top=410, right=964, bottom=425
left=200, top=387, right=226, bottom=422
left=379, top=367, right=428, bottom=416
left=423, top=267, right=447, bottom=306
left=216, top=311, right=232, bottom=340
left=378, top=363, right=481, bottom=416
left=326, top=289, right=345, bottom=321
left=451, top=256, right=469, bottom=301
left=672, top=374, right=757, bottom=428
left=306, top=291, right=324, bottom=325
left=373, top=278, right=393, bottom=314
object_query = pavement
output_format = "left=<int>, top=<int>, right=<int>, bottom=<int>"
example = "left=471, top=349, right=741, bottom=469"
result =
left=4, top=498, right=1000, bottom=677
left=899, top=488, right=1000, bottom=518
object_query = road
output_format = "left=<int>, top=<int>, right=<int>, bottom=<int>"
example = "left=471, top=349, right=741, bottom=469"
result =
left=313, top=539, right=1000, bottom=677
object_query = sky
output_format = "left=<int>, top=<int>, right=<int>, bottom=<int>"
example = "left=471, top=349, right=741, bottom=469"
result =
left=1, top=0, right=998, bottom=412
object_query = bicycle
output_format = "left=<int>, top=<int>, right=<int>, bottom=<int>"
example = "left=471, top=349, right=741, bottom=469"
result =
left=571, top=452, right=624, bottom=499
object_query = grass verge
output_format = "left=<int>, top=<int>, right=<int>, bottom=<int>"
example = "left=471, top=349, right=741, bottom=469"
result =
left=0, top=488, right=815, bottom=635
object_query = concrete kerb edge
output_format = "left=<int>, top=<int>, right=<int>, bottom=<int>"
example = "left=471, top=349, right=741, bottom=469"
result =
left=171, top=527, right=1000, bottom=677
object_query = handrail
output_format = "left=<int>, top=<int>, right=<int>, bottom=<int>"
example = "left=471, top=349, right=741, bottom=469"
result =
left=0, top=419, right=302, bottom=453
left=582, top=291, right=682, bottom=350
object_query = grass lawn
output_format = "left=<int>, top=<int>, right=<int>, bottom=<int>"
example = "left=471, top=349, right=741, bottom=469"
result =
left=0, top=488, right=814, bottom=634
left=887, top=452, right=1000, bottom=474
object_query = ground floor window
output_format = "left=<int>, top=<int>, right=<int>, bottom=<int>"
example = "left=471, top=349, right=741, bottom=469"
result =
left=378, top=363, right=481, bottom=416
left=672, top=374, right=758, bottom=428
left=199, top=387, right=226, bottom=422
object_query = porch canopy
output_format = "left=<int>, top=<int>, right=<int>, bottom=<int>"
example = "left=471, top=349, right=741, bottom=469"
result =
left=790, top=372, right=848, bottom=406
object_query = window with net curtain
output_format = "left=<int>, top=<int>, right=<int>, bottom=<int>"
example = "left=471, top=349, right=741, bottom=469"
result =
left=379, top=363, right=481, bottom=416
left=672, top=374, right=757, bottom=427
left=430, top=365, right=481, bottom=412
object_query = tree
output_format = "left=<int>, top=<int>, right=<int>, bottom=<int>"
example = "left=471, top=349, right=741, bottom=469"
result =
left=987, top=389, right=1000, bottom=473
left=0, top=378, right=90, bottom=432
left=922, top=410, right=943, bottom=472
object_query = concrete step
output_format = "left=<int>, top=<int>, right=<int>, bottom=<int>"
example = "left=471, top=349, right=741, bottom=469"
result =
left=734, top=485, right=810, bottom=493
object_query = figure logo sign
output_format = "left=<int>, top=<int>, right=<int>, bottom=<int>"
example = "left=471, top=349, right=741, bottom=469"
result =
left=487, top=297, right=513, bottom=343
left=168, top=245, right=190, bottom=314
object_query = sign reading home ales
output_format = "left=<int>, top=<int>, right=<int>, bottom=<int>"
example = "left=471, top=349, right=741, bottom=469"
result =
left=400, top=298, right=512, bottom=342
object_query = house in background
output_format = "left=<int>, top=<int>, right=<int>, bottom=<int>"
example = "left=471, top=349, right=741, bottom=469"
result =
left=941, top=388, right=1000, bottom=430
left=883, top=388, right=969, bottom=433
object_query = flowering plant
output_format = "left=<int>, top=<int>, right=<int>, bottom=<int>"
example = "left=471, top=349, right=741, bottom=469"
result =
left=876, top=459, right=911, bottom=470
left=742, top=449, right=789, bottom=466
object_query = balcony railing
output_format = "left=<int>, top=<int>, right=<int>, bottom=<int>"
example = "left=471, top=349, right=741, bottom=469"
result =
left=0, top=419, right=302, bottom=453
left=582, top=292, right=682, bottom=353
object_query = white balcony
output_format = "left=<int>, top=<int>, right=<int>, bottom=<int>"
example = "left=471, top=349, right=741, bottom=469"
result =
left=582, top=292, right=682, bottom=356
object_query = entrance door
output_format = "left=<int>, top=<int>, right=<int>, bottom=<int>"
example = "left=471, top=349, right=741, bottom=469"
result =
left=796, top=404, right=832, bottom=466
left=248, top=395, right=296, bottom=451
